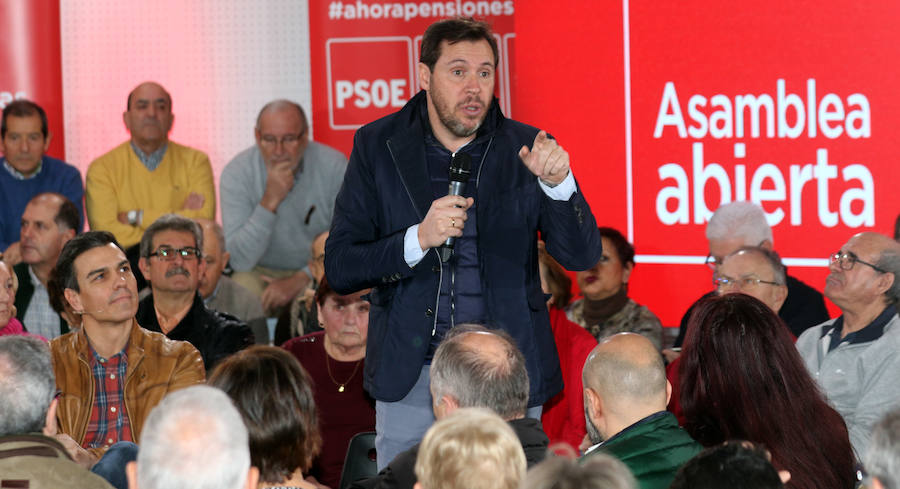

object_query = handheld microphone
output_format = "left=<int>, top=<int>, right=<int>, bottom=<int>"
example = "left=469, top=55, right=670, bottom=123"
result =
left=440, top=153, right=472, bottom=262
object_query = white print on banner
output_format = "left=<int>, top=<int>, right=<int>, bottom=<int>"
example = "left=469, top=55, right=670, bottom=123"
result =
left=651, top=79, right=873, bottom=229
left=0, top=91, right=28, bottom=108
left=327, top=0, right=514, bottom=21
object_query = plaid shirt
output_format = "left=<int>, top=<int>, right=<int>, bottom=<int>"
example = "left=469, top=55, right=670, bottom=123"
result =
left=82, top=346, right=132, bottom=449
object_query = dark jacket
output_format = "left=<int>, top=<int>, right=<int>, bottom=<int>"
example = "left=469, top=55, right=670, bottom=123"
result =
left=325, top=90, right=602, bottom=404
left=13, top=262, right=68, bottom=335
left=582, top=411, right=702, bottom=489
left=136, top=292, right=254, bottom=371
left=352, top=417, right=549, bottom=489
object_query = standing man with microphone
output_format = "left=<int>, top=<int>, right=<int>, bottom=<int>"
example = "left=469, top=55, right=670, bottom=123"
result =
left=326, top=17, right=602, bottom=467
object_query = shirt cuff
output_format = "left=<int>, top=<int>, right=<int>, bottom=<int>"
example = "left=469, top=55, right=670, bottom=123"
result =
left=404, top=225, right=427, bottom=268
left=539, top=171, right=576, bottom=200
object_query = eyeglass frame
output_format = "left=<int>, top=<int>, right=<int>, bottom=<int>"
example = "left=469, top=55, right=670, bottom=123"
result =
left=258, top=128, right=307, bottom=148
left=713, top=274, right=782, bottom=290
left=830, top=250, right=887, bottom=273
left=148, top=246, right=202, bottom=261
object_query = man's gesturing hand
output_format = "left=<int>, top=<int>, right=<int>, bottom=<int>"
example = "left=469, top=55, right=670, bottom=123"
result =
left=417, top=195, right=474, bottom=250
left=518, top=130, right=570, bottom=186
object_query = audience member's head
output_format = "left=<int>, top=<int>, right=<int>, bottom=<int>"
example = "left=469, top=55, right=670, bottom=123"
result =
left=1, top=99, right=50, bottom=177
left=0, top=259, right=17, bottom=327
left=196, top=218, right=229, bottom=299
left=865, top=408, right=900, bottom=489
left=715, top=246, right=787, bottom=313
left=50, top=231, right=137, bottom=327
left=124, top=82, right=173, bottom=153
left=705, top=201, right=773, bottom=270
left=582, top=332, right=668, bottom=444
left=314, top=275, right=369, bottom=360
left=523, top=453, right=636, bottom=489
left=208, top=346, right=321, bottom=485
left=0, top=335, right=57, bottom=437
left=538, top=241, right=572, bottom=309
left=576, top=227, right=634, bottom=301
left=414, top=407, right=525, bottom=489
left=430, top=324, right=529, bottom=420
left=669, top=441, right=785, bottom=489
left=138, top=214, right=204, bottom=296
left=680, top=294, right=856, bottom=489
left=827, top=231, right=900, bottom=313
left=308, top=231, right=328, bottom=284
left=127, top=385, right=258, bottom=489
left=254, top=100, right=309, bottom=171
left=20, top=193, right=79, bottom=274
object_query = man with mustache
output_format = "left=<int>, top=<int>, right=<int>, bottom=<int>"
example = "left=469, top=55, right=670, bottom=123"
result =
left=326, top=17, right=602, bottom=466
left=85, top=82, right=215, bottom=253
left=135, top=214, right=253, bottom=371
left=0, top=100, right=83, bottom=263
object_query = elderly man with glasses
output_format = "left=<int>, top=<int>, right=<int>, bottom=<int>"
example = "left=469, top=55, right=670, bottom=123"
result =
left=219, top=100, right=347, bottom=317
left=796, top=231, right=900, bottom=456
left=714, top=246, right=789, bottom=315
left=136, top=214, right=254, bottom=371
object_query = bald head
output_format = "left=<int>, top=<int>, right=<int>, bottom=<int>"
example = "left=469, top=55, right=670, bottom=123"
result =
left=430, top=325, right=529, bottom=420
left=195, top=219, right=229, bottom=299
left=583, top=333, right=667, bottom=414
left=309, top=231, right=328, bottom=283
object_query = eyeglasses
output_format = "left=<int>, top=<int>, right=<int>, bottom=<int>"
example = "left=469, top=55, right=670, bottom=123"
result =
left=713, top=275, right=781, bottom=290
left=705, top=254, right=722, bottom=271
left=149, top=246, right=201, bottom=261
left=259, top=132, right=305, bottom=148
left=830, top=251, right=886, bottom=273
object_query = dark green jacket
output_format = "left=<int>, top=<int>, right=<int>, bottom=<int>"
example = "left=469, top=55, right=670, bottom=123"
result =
left=581, top=411, right=702, bottom=489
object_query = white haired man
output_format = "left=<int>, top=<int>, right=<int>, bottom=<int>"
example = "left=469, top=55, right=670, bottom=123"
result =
left=125, top=385, right=259, bottom=489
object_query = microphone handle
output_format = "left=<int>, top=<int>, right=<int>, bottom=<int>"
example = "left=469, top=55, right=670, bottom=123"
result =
left=443, top=181, right=467, bottom=248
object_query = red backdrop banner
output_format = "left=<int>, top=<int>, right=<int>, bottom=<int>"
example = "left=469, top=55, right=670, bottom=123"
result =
left=0, top=0, right=65, bottom=160
left=515, top=1, right=900, bottom=326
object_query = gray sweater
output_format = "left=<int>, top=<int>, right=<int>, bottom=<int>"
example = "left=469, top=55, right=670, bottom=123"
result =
left=796, top=310, right=900, bottom=457
left=220, top=142, right=347, bottom=271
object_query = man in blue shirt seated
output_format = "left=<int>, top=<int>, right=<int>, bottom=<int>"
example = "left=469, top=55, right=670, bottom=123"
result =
left=0, top=100, right=83, bottom=262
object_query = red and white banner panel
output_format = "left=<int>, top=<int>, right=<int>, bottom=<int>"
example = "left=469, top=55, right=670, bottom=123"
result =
left=0, top=0, right=65, bottom=159
left=516, top=1, right=900, bottom=325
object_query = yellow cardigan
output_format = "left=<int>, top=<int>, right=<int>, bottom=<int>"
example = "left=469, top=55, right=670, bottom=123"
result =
left=86, top=141, right=215, bottom=248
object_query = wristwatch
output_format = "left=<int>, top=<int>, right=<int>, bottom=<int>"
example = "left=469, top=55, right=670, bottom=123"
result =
left=127, top=209, right=142, bottom=226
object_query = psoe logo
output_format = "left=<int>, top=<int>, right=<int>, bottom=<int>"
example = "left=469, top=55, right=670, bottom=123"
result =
left=0, top=91, right=29, bottom=109
left=326, top=37, right=415, bottom=130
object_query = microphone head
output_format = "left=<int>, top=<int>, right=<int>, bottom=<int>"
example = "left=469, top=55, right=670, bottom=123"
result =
left=449, top=153, right=472, bottom=183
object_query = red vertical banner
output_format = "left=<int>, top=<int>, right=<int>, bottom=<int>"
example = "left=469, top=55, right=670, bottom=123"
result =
left=309, top=0, right=516, bottom=156
left=0, top=0, right=65, bottom=159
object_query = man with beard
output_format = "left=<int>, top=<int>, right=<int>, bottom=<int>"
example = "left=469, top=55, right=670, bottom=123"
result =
left=325, top=17, right=602, bottom=467
left=135, top=214, right=253, bottom=371
left=581, top=333, right=701, bottom=489
left=85, top=82, right=215, bottom=251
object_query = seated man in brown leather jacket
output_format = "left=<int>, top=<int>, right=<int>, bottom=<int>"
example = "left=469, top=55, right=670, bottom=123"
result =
left=47, top=231, right=204, bottom=468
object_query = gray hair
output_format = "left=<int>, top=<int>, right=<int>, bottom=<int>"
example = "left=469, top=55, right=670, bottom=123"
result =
left=430, top=324, right=529, bottom=419
left=139, top=214, right=203, bottom=258
left=729, top=246, right=786, bottom=285
left=866, top=408, right=900, bottom=489
left=137, top=385, right=250, bottom=489
left=256, top=99, right=308, bottom=131
left=877, top=249, right=900, bottom=306
left=0, top=336, right=56, bottom=436
left=523, top=454, right=636, bottom=489
left=706, top=201, right=773, bottom=246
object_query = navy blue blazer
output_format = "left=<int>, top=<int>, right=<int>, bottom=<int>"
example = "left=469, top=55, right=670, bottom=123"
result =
left=326, top=91, right=602, bottom=405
